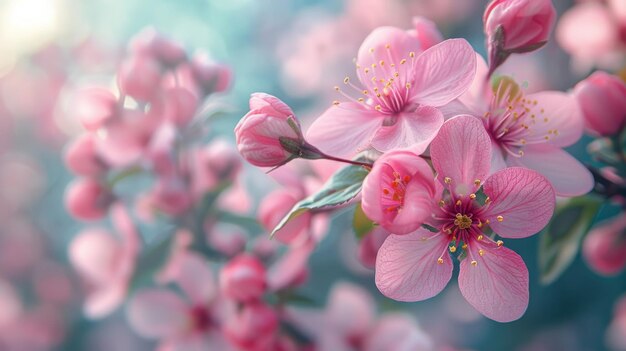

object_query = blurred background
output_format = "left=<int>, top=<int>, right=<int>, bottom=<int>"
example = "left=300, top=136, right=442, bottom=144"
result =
left=0, top=0, right=624, bottom=350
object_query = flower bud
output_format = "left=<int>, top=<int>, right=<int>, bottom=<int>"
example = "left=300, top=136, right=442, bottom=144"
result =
left=117, top=54, right=162, bottom=102
left=74, top=88, right=118, bottom=131
left=64, top=134, right=107, bottom=177
left=258, top=189, right=310, bottom=244
left=129, top=27, right=187, bottom=67
left=410, top=17, right=443, bottom=50
left=65, top=178, right=111, bottom=221
left=224, top=302, right=278, bottom=350
left=220, top=254, right=266, bottom=302
left=190, top=54, right=232, bottom=95
left=235, top=93, right=313, bottom=168
left=583, top=215, right=626, bottom=276
left=573, top=71, right=626, bottom=137
left=484, top=0, right=556, bottom=74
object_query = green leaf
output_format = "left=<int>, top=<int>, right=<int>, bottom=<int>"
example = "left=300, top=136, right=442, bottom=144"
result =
left=539, top=196, right=603, bottom=285
left=129, top=233, right=175, bottom=291
left=353, top=202, right=375, bottom=240
left=271, top=164, right=369, bottom=237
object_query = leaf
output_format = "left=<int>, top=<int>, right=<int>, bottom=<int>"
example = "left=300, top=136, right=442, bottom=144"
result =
left=129, top=233, right=175, bottom=291
left=539, top=196, right=603, bottom=284
left=353, top=202, right=375, bottom=240
left=271, top=164, right=369, bottom=237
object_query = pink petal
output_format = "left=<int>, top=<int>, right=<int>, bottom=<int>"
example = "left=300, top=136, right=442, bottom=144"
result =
left=326, top=282, right=376, bottom=337
left=482, top=167, right=555, bottom=239
left=375, top=229, right=452, bottom=301
left=356, top=27, right=422, bottom=94
left=430, top=115, right=491, bottom=194
left=507, top=144, right=594, bottom=197
left=267, top=241, right=314, bottom=291
left=410, top=39, right=477, bottom=107
left=84, top=283, right=127, bottom=319
left=364, top=313, right=432, bottom=351
left=457, top=53, right=491, bottom=113
left=458, top=241, right=529, bottom=322
left=174, top=252, right=215, bottom=305
left=126, top=289, right=189, bottom=339
left=523, top=91, right=583, bottom=147
left=69, top=229, right=120, bottom=285
left=371, top=106, right=443, bottom=154
left=306, top=102, right=383, bottom=157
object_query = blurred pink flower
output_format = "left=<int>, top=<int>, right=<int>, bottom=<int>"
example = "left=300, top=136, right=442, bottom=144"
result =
left=306, top=26, right=476, bottom=157
left=223, top=301, right=279, bottom=351
left=69, top=203, right=140, bottom=318
left=583, top=215, right=626, bottom=276
left=127, top=251, right=235, bottom=351
left=447, top=55, right=593, bottom=196
left=220, top=254, right=267, bottom=302
left=375, top=115, right=555, bottom=322
left=573, top=71, right=626, bottom=137
left=556, top=1, right=626, bottom=73
left=361, top=150, right=435, bottom=234
left=65, top=178, right=112, bottom=221
left=235, top=93, right=303, bottom=168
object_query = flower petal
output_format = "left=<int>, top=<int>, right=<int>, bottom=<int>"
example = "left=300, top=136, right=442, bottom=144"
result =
left=507, top=144, right=594, bottom=197
left=371, top=106, right=443, bottom=154
left=458, top=241, right=529, bottom=322
left=458, top=53, right=491, bottom=113
left=126, top=289, right=189, bottom=339
left=174, top=252, right=216, bottom=305
left=524, top=91, right=583, bottom=147
left=482, top=167, right=556, bottom=238
left=375, top=229, right=452, bottom=302
left=306, top=102, right=382, bottom=157
left=430, top=115, right=492, bottom=194
left=410, top=39, right=477, bottom=107
left=327, top=282, right=376, bottom=336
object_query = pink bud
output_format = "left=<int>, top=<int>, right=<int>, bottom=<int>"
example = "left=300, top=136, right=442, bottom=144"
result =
left=160, top=87, right=198, bottom=126
left=583, top=215, right=626, bottom=276
left=203, top=139, right=242, bottom=182
left=234, top=93, right=303, bottom=168
left=573, top=71, right=626, bottom=136
left=129, top=28, right=187, bottom=67
left=190, top=54, right=232, bottom=94
left=410, top=16, right=443, bottom=50
left=117, top=54, right=162, bottom=102
left=258, top=189, right=310, bottom=244
left=224, top=302, right=279, bottom=350
left=74, top=88, right=118, bottom=131
left=65, top=178, right=111, bottom=221
left=484, top=0, right=556, bottom=74
left=64, top=134, right=107, bottom=177
left=220, top=254, right=266, bottom=302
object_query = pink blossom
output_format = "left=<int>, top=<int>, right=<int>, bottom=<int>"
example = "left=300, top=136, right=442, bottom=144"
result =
left=361, top=150, right=436, bottom=234
left=556, top=1, right=626, bottom=73
left=446, top=55, right=593, bottom=196
left=235, top=93, right=304, bottom=168
left=583, top=215, right=626, bottom=276
left=117, top=53, right=163, bottom=102
left=65, top=178, right=111, bottom=221
left=375, top=115, right=555, bottom=322
left=190, top=53, right=232, bottom=94
left=410, top=17, right=443, bottom=50
left=69, top=203, right=140, bottom=318
left=224, top=301, right=279, bottom=351
left=73, top=87, right=118, bottom=131
left=258, top=188, right=312, bottom=244
left=129, top=27, right=188, bottom=67
left=127, top=251, right=235, bottom=351
left=220, top=254, right=267, bottom=302
left=306, top=26, right=476, bottom=156
left=483, top=0, right=556, bottom=74
left=64, top=134, right=108, bottom=177
left=573, top=71, right=626, bottom=137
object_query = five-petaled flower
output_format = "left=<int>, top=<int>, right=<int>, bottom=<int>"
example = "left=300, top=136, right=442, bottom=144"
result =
left=374, top=115, right=556, bottom=322
left=306, top=26, right=476, bottom=157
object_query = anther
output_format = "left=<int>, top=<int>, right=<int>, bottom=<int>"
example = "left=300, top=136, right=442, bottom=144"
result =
left=343, top=77, right=349, bottom=84
left=455, top=200, right=462, bottom=206
left=444, top=177, right=452, bottom=184
left=478, top=249, right=485, bottom=256
left=462, top=243, right=468, bottom=250
left=449, top=246, right=457, bottom=253
left=474, top=179, right=481, bottom=186
left=437, top=257, right=444, bottom=264
left=400, top=59, right=407, bottom=65
left=471, top=260, right=478, bottom=266
left=497, top=240, right=504, bottom=247
left=439, top=200, right=445, bottom=207
left=333, top=101, right=340, bottom=106
left=409, top=52, right=415, bottom=58
left=469, top=194, right=476, bottom=200
left=477, top=235, right=483, bottom=241
left=496, top=215, right=504, bottom=222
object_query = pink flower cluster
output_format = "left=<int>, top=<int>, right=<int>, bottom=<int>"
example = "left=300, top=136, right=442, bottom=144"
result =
left=235, top=0, right=604, bottom=324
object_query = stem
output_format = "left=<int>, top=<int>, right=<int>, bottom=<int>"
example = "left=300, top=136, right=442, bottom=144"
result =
left=319, top=153, right=373, bottom=168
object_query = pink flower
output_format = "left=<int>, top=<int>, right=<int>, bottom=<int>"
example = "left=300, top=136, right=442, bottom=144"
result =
left=235, top=93, right=305, bottom=168
left=127, top=251, right=235, bottom=351
left=573, top=71, right=626, bottom=137
left=556, top=1, right=625, bottom=73
left=306, top=26, right=476, bottom=157
left=483, top=0, right=556, bottom=74
left=375, top=115, right=555, bottom=322
left=117, top=53, right=163, bottom=102
left=129, top=27, right=188, bottom=67
left=220, top=254, right=267, bottom=302
left=410, top=17, right=443, bottom=50
left=258, top=188, right=312, bottom=244
left=69, top=203, right=140, bottom=318
left=582, top=215, right=626, bottom=276
left=361, top=150, right=436, bottom=234
left=65, top=178, right=112, bottom=221
left=64, top=134, right=108, bottom=177
left=447, top=55, right=593, bottom=196
left=224, top=301, right=279, bottom=351
left=73, top=87, right=118, bottom=131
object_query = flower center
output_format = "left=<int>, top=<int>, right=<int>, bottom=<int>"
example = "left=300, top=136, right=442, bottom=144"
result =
left=382, top=171, right=411, bottom=214
left=454, top=213, right=472, bottom=230
left=190, top=305, right=212, bottom=332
